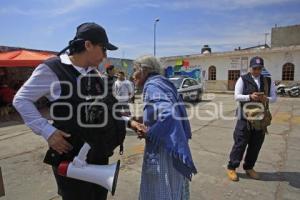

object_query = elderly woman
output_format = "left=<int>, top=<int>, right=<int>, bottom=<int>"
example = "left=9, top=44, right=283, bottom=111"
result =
left=130, top=55, right=197, bottom=200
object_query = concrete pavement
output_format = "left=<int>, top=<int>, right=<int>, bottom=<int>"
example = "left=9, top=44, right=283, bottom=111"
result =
left=0, top=94, right=299, bottom=200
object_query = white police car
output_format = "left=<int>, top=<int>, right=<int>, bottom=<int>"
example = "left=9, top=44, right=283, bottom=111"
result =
left=169, top=76, right=203, bottom=102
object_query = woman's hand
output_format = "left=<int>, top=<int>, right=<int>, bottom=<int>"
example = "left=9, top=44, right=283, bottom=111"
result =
left=129, top=120, right=148, bottom=139
left=131, top=116, right=143, bottom=123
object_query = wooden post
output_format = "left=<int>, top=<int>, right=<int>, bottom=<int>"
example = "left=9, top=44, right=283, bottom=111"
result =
left=0, top=167, right=5, bottom=197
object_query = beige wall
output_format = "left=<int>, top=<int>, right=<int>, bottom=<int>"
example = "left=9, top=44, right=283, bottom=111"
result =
left=272, top=25, right=300, bottom=47
left=161, top=46, right=300, bottom=92
left=205, top=80, right=228, bottom=91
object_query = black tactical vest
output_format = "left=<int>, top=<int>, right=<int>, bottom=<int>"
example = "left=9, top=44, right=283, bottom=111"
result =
left=238, top=73, right=271, bottom=119
left=43, top=57, right=126, bottom=166
left=241, top=73, right=269, bottom=95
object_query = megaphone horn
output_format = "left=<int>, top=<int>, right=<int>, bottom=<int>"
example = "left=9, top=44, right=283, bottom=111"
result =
left=57, top=143, right=121, bottom=195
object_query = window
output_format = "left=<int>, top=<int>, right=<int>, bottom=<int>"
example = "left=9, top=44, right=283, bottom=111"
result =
left=183, top=79, right=193, bottom=87
left=282, top=63, right=295, bottom=81
left=228, top=70, right=240, bottom=81
left=208, top=66, right=216, bottom=80
left=169, top=78, right=183, bottom=89
left=191, top=79, right=199, bottom=86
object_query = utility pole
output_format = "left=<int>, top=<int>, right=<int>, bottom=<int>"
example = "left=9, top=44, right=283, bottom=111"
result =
left=264, top=33, right=270, bottom=46
left=154, top=18, right=160, bottom=56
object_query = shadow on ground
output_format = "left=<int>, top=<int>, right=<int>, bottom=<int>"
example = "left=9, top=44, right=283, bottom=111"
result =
left=238, top=171, right=300, bottom=189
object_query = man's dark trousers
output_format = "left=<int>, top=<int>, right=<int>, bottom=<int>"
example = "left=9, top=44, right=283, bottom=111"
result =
left=228, top=119, right=265, bottom=170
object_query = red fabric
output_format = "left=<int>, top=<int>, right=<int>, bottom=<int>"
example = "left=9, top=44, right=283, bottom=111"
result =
left=57, top=161, right=70, bottom=176
left=183, top=59, right=189, bottom=68
left=0, top=50, right=55, bottom=67
left=104, top=61, right=112, bottom=69
left=0, top=86, right=15, bottom=104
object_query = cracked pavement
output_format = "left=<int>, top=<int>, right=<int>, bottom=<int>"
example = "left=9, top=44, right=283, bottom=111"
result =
left=0, top=94, right=299, bottom=200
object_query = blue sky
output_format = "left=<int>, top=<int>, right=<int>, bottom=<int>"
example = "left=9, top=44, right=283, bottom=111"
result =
left=1, top=0, right=300, bottom=59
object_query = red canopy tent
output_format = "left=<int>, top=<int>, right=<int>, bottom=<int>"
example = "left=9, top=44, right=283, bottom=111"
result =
left=0, top=50, right=55, bottom=67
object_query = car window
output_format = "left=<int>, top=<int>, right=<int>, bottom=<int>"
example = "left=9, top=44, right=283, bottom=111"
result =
left=191, top=79, right=198, bottom=85
left=169, top=79, right=183, bottom=89
left=183, top=79, right=192, bottom=87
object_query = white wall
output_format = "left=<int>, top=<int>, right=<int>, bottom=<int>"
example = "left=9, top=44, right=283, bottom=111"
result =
left=162, top=48, right=300, bottom=82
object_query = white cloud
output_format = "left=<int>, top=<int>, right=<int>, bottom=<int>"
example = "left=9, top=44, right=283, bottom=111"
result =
left=129, top=0, right=298, bottom=11
left=1, top=0, right=299, bottom=59
left=121, top=0, right=300, bottom=58
left=0, top=0, right=104, bottom=16
left=112, top=9, right=300, bottom=58
left=49, top=0, right=102, bottom=16
left=109, top=42, right=153, bottom=59
left=162, top=0, right=297, bottom=11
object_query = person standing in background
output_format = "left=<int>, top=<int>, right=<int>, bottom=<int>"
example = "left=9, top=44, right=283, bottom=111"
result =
left=128, top=76, right=135, bottom=103
left=105, top=64, right=117, bottom=96
left=113, top=71, right=133, bottom=115
left=227, top=56, right=277, bottom=182
left=0, top=77, right=15, bottom=119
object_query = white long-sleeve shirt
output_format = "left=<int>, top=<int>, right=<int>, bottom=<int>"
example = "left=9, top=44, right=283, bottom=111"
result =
left=113, top=79, right=134, bottom=103
left=234, top=75, right=277, bottom=103
left=13, top=54, right=129, bottom=141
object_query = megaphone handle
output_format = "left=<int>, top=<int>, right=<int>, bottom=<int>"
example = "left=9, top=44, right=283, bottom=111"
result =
left=78, top=143, right=91, bottom=161
left=73, top=143, right=91, bottom=167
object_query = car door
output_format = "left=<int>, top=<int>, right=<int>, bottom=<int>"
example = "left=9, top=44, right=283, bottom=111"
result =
left=186, top=79, right=200, bottom=100
left=181, top=79, right=196, bottom=100
left=190, top=79, right=202, bottom=93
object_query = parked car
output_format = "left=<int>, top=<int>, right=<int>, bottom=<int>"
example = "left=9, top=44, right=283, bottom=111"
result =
left=169, top=76, right=203, bottom=102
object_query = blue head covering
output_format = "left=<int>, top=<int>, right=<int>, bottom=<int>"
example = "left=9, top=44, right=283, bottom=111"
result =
left=142, top=73, right=197, bottom=180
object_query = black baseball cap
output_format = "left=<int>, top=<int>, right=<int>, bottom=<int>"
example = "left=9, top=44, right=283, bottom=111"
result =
left=75, top=22, right=118, bottom=50
left=58, top=22, right=117, bottom=56
left=250, top=56, right=264, bottom=68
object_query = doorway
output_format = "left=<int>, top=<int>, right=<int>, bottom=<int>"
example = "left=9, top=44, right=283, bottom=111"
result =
left=228, top=70, right=240, bottom=90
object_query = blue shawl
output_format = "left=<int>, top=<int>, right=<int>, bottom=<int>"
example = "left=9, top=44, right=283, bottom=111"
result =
left=143, top=74, right=197, bottom=180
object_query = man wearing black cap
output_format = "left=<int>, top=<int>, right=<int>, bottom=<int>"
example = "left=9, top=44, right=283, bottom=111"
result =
left=13, top=22, right=126, bottom=200
left=227, top=56, right=277, bottom=182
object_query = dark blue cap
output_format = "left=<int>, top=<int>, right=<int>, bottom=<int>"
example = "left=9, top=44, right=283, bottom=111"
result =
left=250, top=56, right=264, bottom=68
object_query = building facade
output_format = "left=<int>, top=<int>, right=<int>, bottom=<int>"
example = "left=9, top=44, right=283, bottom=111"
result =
left=161, top=45, right=300, bottom=92
left=271, top=24, right=300, bottom=47
left=98, top=57, right=134, bottom=78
